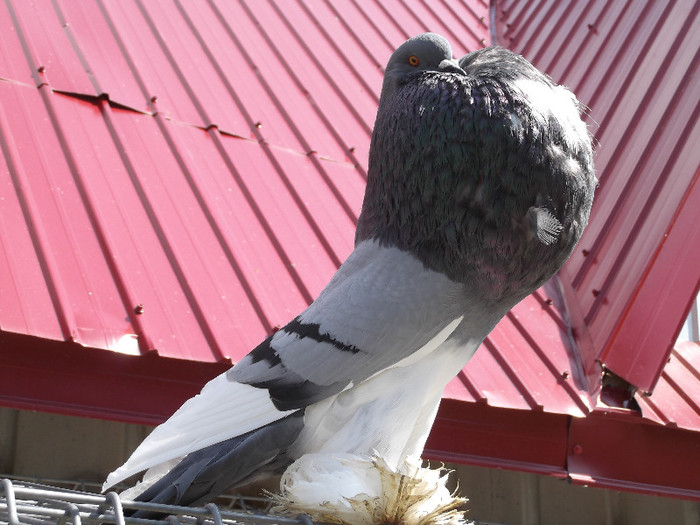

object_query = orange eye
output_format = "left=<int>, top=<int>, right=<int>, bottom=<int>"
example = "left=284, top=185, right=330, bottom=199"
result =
left=408, top=55, right=420, bottom=67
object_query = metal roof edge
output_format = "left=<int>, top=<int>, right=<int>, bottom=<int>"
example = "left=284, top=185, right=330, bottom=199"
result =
left=601, top=167, right=700, bottom=392
left=553, top=272, right=602, bottom=396
left=429, top=399, right=700, bottom=500
left=0, top=330, right=228, bottom=425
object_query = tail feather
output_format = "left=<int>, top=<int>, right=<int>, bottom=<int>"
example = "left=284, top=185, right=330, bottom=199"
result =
left=104, top=373, right=296, bottom=491
left=127, top=411, right=305, bottom=518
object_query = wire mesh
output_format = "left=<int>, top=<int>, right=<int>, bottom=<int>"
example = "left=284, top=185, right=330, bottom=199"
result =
left=0, top=478, right=315, bottom=525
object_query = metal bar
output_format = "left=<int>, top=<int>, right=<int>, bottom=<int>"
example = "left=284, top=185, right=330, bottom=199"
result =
left=0, top=479, right=314, bottom=525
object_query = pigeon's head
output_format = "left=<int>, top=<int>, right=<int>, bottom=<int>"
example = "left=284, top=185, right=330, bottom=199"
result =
left=380, top=33, right=465, bottom=107
left=359, top=38, right=596, bottom=307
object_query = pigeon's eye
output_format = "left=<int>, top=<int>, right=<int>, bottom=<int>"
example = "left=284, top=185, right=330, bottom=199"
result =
left=408, top=55, right=420, bottom=67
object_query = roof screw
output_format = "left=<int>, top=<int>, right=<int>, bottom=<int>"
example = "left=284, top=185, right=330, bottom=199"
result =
left=572, top=444, right=583, bottom=455
left=37, top=65, right=46, bottom=73
left=561, top=370, right=570, bottom=380
left=271, top=324, right=282, bottom=334
left=307, top=149, right=317, bottom=156
left=582, top=249, right=590, bottom=256
left=348, top=146, right=356, bottom=153
left=150, top=96, right=158, bottom=103
left=587, top=23, right=598, bottom=34
left=544, top=298, right=553, bottom=305
left=255, top=121, right=262, bottom=128
left=134, top=304, right=145, bottom=315
left=592, top=289, right=600, bottom=297
left=480, top=38, right=487, bottom=46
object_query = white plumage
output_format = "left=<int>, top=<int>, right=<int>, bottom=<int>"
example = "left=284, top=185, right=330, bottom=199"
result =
left=273, top=454, right=469, bottom=525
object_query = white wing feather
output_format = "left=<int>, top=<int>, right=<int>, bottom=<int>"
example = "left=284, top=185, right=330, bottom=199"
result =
left=103, top=374, right=293, bottom=490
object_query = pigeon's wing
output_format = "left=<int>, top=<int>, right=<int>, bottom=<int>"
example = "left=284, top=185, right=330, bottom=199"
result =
left=103, top=373, right=297, bottom=490
left=104, top=239, right=468, bottom=491
left=229, top=239, right=471, bottom=410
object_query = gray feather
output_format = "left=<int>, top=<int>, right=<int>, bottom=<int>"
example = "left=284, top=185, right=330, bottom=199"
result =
left=229, top=241, right=500, bottom=411
left=128, top=412, right=304, bottom=517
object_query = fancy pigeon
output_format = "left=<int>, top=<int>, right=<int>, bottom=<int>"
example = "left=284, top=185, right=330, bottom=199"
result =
left=104, top=32, right=595, bottom=515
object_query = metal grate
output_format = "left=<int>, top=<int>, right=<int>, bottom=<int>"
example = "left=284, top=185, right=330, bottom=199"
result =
left=0, top=479, right=314, bottom=525
left=0, top=478, right=506, bottom=525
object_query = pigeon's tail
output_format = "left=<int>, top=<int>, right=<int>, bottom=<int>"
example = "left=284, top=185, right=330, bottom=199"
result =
left=126, top=411, right=304, bottom=518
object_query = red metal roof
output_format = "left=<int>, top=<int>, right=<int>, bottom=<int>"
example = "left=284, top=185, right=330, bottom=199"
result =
left=498, top=0, right=700, bottom=394
left=1, top=0, right=698, bottom=498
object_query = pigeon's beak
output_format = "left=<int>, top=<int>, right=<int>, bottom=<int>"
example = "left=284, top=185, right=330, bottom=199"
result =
left=438, top=58, right=466, bottom=76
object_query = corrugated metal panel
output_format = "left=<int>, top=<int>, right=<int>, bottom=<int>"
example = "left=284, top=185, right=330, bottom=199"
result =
left=1, top=0, right=699, bottom=495
left=495, top=0, right=700, bottom=397
left=0, top=0, right=488, bottom=362
left=446, top=285, right=592, bottom=418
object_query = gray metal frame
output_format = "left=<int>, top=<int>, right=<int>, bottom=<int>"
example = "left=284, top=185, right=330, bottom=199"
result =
left=0, top=479, right=315, bottom=525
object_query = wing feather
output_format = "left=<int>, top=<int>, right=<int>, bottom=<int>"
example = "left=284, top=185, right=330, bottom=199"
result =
left=230, top=240, right=472, bottom=408
left=103, top=374, right=295, bottom=490
left=106, top=240, right=476, bottom=490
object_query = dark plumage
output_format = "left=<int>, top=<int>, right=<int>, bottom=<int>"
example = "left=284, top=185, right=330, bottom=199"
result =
left=357, top=44, right=595, bottom=305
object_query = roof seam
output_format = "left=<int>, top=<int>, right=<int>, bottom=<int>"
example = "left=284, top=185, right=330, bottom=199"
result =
left=505, top=311, right=591, bottom=414
left=49, top=0, right=103, bottom=96
left=0, top=94, right=72, bottom=341
left=153, top=110, right=278, bottom=342
left=223, top=0, right=369, bottom=185
left=321, top=1, right=383, bottom=69
left=368, top=0, right=410, bottom=41
left=672, top=347, right=700, bottom=382
left=544, top=1, right=604, bottom=79
left=205, top=128, right=316, bottom=305
left=483, top=337, right=544, bottom=411
left=515, top=0, right=563, bottom=58
left=93, top=0, right=158, bottom=114
left=168, top=0, right=349, bottom=276
left=293, top=0, right=379, bottom=107
left=99, top=105, right=227, bottom=358
left=419, top=1, right=473, bottom=50
left=573, top=0, right=694, bottom=289
left=659, top=370, right=700, bottom=419
left=260, top=0, right=373, bottom=162
left=530, top=1, right=582, bottom=68
left=584, top=45, right=700, bottom=325
left=133, top=0, right=212, bottom=126
left=578, top=1, right=660, bottom=125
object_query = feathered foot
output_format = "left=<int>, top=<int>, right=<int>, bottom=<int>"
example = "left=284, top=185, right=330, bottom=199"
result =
left=270, top=453, right=470, bottom=525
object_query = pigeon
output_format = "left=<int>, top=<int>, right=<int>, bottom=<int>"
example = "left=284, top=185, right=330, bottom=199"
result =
left=103, top=33, right=595, bottom=518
